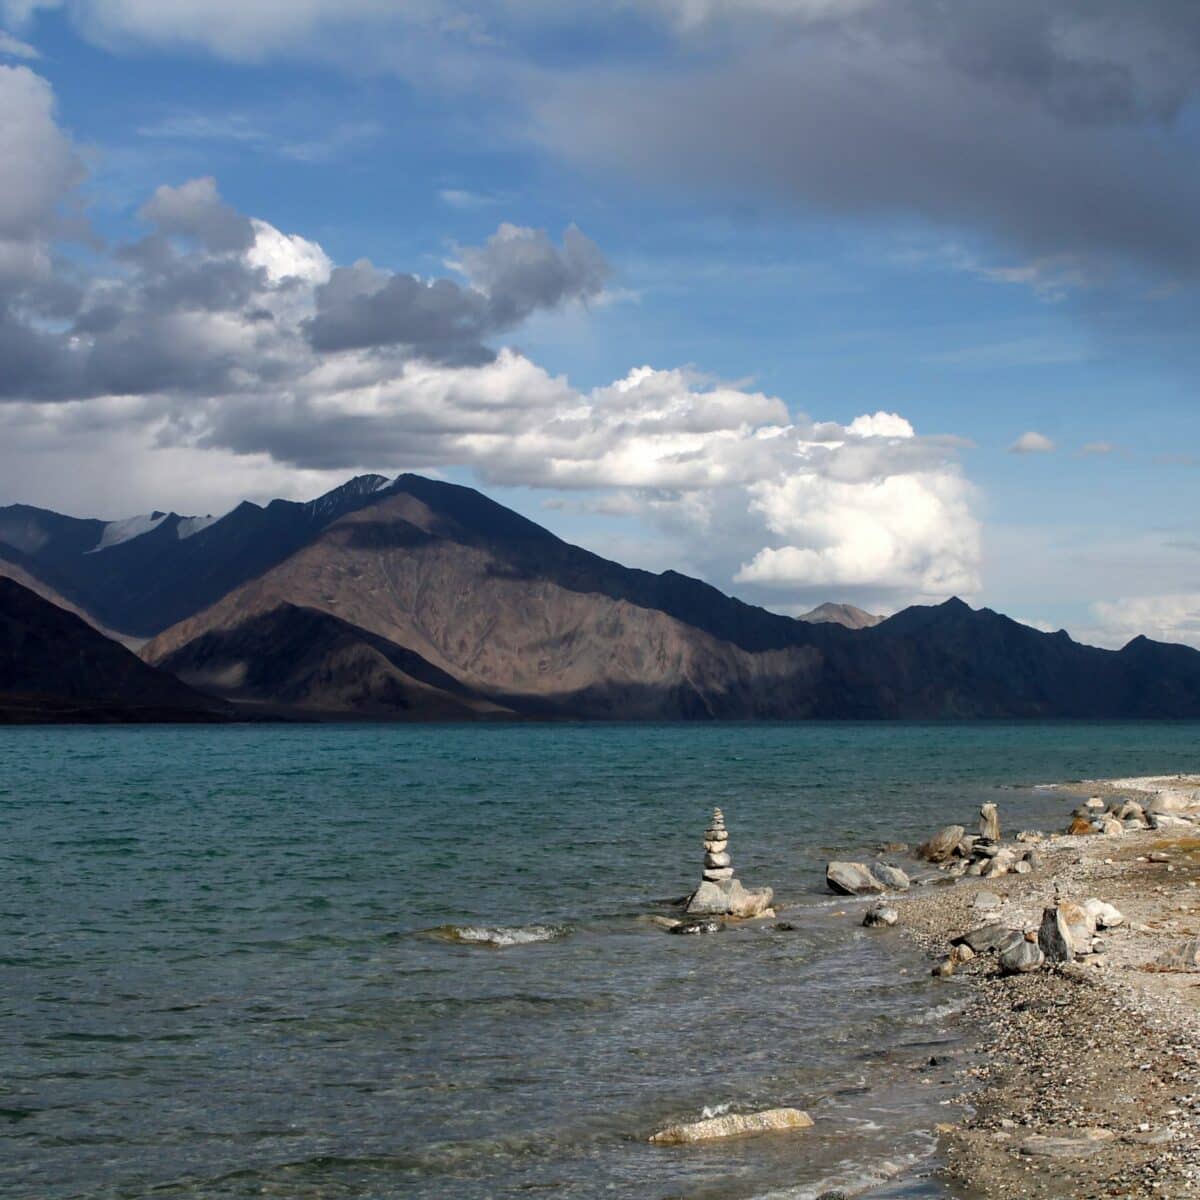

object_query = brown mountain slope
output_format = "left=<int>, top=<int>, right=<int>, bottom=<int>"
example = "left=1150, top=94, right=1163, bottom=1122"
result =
left=143, top=489, right=825, bottom=718
left=798, top=602, right=883, bottom=629
left=0, top=578, right=230, bottom=723
left=154, top=603, right=515, bottom=720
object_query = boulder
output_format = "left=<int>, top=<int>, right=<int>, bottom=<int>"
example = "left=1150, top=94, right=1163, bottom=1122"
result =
left=877, top=841, right=909, bottom=854
left=1015, top=830, right=1044, bottom=843
left=826, top=862, right=885, bottom=896
left=1082, top=899, right=1124, bottom=929
left=952, top=923, right=1024, bottom=954
left=1150, top=813, right=1195, bottom=833
left=1038, top=906, right=1075, bottom=963
left=687, top=877, right=774, bottom=918
left=979, top=803, right=1001, bottom=840
left=999, top=939, right=1044, bottom=974
left=950, top=943, right=976, bottom=965
left=1067, top=816, right=1096, bottom=836
left=650, top=1108, right=814, bottom=1144
left=1115, top=800, right=1146, bottom=823
left=1149, top=938, right=1200, bottom=973
left=869, top=862, right=910, bottom=891
left=972, top=890, right=1002, bottom=911
left=932, top=959, right=955, bottom=977
left=1012, top=860, right=1032, bottom=875
left=982, top=849, right=1016, bottom=878
left=1147, top=791, right=1193, bottom=814
left=704, top=851, right=732, bottom=868
left=1099, top=817, right=1124, bottom=837
left=1085, top=796, right=1106, bottom=810
left=919, top=825, right=966, bottom=863
left=1059, top=900, right=1096, bottom=946
left=1023, top=849, right=1044, bottom=870
left=863, top=905, right=898, bottom=928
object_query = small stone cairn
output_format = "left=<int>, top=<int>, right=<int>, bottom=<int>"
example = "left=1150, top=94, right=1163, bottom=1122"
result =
left=685, top=807, right=773, bottom=919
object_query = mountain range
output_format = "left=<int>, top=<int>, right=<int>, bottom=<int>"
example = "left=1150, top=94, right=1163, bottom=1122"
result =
left=3, top=473, right=1200, bottom=722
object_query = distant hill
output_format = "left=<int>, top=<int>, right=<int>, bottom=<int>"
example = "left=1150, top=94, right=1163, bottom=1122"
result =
left=0, top=578, right=232, bottom=724
left=798, top=602, right=883, bottom=629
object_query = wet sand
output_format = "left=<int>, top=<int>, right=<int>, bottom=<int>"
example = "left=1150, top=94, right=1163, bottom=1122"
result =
left=897, top=775, right=1200, bottom=1198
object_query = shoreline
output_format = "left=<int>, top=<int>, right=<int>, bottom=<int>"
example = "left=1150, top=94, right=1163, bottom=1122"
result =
left=894, top=775, right=1200, bottom=1197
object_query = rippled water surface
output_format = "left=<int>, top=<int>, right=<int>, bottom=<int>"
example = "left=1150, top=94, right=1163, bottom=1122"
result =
left=4, top=721, right=1199, bottom=1199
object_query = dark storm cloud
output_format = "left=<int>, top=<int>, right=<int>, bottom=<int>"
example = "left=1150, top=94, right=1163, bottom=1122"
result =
left=543, top=0, right=1200, bottom=278
left=304, top=223, right=608, bottom=359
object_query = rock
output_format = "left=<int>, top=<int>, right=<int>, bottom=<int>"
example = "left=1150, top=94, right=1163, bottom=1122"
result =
left=1023, top=849, right=1044, bottom=870
left=932, top=959, right=955, bottom=977
left=1059, top=900, right=1096, bottom=946
left=972, top=840, right=1001, bottom=858
left=957, top=834, right=979, bottom=857
left=973, top=890, right=1002, bottom=911
left=669, top=919, right=723, bottom=935
left=877, top=842, right=908, bottom=854
left=648, top=915, right=682, bottom=931
left=869, top=862, right=910, bottom=891
left=1015, top=830, right=1044, bottom=843
left=703, top=839, right=728, bottom=853
left=704, top=851, right=732, bottom=868
left=1147, top=791, right=1193, bottom=814
left=774, top=921, right=797, bottom=931
left=1148, top=851, right=1172, bottom=863
left=1085, top=796, right=1106, bottom=810
left=1038, top=906, right=1075, bottom=963
left=982, top=849, right=1016, bottom=878
left=999, top=939, right=1044, bottom=974
left=1083, top=899, right=1124, bottom=929
left=965, top=862, right=985, bottom=876
left=863, top=905, right=898, bottom=928
left=1067, top=816, right=1096, bottom=836
left=649, top=1108, right=813, bottom=1144
left=1116, top=800, right=1146, bottom=823
left=826, top=861, right=886, bottom=896
left=1150, top=813, right=1195, bottom=833
left=703, top=866, right=735, bottom=881
left=1099, top=817, right=1124, bottom=837
left=687, top=877, right=773, bottom=917
left=1012, top=859, right=1031, bottom=875
left=919, top=825, right=965, bottom=863
left=979, top=803, right=1001, bottom=840
left=1149, top=938, right=1200, bottom=973
left=1018, top=1128, right=1115, bottom=1157
left=952, top=923, right=1024, bottom=954
left=950, top=943, right=976, bottom=964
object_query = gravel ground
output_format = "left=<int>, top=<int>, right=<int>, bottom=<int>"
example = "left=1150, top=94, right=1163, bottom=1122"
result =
left=894, top=775, right=1200, bottom=1199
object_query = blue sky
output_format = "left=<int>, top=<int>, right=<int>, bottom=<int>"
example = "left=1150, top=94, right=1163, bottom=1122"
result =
left=2, top=1, right=1200, bottom=646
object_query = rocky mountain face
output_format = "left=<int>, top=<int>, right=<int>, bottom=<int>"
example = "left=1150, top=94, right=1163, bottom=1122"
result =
left=0, top=578, right=231, bottom=723
left=8, top=473, right=1200, bottom=721
left=798, top=602, right=883, bottom=629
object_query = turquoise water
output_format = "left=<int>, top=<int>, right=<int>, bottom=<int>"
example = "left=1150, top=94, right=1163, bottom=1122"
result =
left=3, top=721, right=1199, bottom=1199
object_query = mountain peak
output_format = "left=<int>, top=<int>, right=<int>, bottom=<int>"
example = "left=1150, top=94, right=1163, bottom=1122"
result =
left=798, top=601, right=883, bottom=629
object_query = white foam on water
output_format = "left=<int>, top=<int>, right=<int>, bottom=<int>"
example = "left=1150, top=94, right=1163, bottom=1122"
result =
left=700, top=1101, right=732, bottom=1119
left=746, top=1148, right=929, bottom=1199
left=433, top=923, right=570, bottom=948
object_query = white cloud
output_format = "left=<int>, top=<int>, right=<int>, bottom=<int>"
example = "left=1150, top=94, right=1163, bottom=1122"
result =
left=1080, top=440, right=1116, bottom=455
left=0, top=29, right=38, bottom=56
left=1090, top=594, right=1200, bottom=650
left=0, top=64, right=981, bottom=607
left=1008, top=431, right=1055, bottom=454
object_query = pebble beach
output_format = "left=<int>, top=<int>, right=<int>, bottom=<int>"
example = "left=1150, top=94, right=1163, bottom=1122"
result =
left=896, top=775, right=1200, bottom=1198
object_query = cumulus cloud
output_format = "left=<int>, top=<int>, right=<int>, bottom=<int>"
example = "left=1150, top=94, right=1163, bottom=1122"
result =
left=0, top=63, right=980, bottom=606
left=1090, top=594, right=1200, bottom=650
left=1008, top=431, right=1055, bottom=454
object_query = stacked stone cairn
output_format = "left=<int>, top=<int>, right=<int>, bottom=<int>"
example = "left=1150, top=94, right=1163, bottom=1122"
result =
left=685, top=807, right=774, bottom=919
left=915, top=803, right=1041, bottom=879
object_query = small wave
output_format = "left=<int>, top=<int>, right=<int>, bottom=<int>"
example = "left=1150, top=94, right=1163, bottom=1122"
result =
left=426, top=923, right=571, bottom=948
left=700, top=1101, right=732, bottom=1119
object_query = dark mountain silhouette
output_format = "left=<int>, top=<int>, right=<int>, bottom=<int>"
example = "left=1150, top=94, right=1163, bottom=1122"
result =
left=0, top=578, right=232, bottom=724
left=133, top=474, right=1200, bottom=720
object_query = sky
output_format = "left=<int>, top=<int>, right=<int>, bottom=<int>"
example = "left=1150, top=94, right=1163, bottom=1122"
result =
left=1, top=1, right=1200, bottom=648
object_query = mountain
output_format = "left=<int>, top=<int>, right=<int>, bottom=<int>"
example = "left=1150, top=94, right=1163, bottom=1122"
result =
left=0, top=475, right=396, bottom=637
left=798, top=602, right=883, bottom=629
left=153, top=603, right=514, bottom=720
left=0, top=578, right=232, bottom=724
left=135, top=473, right=1200, bottom=720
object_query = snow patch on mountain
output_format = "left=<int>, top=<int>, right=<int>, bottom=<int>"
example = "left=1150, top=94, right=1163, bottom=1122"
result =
left=88, top=512, right=169, bottom=553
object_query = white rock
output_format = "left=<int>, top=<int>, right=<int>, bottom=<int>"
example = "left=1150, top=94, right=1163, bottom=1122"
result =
left=650, top=1108, right=813, bottom=1144
left=1083, top=899, right=1124, bottom=929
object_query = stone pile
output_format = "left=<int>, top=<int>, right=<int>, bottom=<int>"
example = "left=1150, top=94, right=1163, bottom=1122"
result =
left=684, top=807, right=774, bottom=919
left=917, top=805, right=1040, bottom=879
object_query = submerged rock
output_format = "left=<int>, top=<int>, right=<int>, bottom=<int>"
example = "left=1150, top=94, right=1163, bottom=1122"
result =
left=649, top=1107, right=814, bottom=1144
left=863, top=905, right=898, bottom=928
left=687, top=877, right=773, bottom=918
left=669, top=918, right=722, bottom=935
left=826, top=861, right=885, bottom=896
